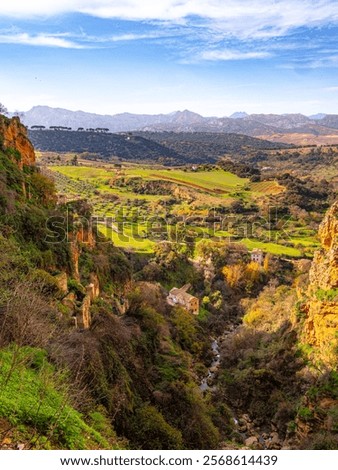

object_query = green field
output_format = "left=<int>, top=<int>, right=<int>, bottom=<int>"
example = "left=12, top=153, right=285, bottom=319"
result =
left=239, top=238, right=302, bottom=257
left=125, top=168, right=248, bottom=193
left=51, top=165, right=283, bottom=196
left=98, top=224, right=156, bottom=253
left=47, top=164, right=315, bottom=257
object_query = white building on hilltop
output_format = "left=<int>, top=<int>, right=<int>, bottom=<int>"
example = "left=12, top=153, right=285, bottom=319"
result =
left=251, top=248, right=264, bottom=265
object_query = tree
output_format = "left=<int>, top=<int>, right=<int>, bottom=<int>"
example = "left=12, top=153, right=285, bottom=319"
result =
left=245, top=261, right=262, bottom=283
left=222, top=263, right=243, bottom=288
left=0, top=102, right=8, bottom=115
left=71, top=155, right=78, bottom=166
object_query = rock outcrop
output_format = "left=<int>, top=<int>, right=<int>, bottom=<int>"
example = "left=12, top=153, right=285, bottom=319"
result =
left=76, top=273, right=100, bottom=329
left=0, top=116, right=35, bottom=168
left=69, top=225, right=96, bottom=281
left=309, top=202, right=338, bottom=291
left=53, top=272, right=68, bottom=295
left=302, top=201, right=338, bottom=366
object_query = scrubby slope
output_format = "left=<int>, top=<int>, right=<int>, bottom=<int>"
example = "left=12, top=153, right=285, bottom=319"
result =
left=0, top=116, right=227, bottom=449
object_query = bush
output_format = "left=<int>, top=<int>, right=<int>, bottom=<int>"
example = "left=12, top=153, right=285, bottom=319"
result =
left=315, top=288, right=338, bottom=302
left=28, top=171, right=56, bottom=206
left=170, top=307, right=201, bottom=354
left=0, top=280, right=57, bottom=348
left=301, top=432, right=338, bottom=450
left=129, top=405, right=183, bottom=449
left=163, top=381, right=220, bottom=449
left=67, top=278, right=86, bottom=298
left=30, top=269, right=63, bottom=297
left=297, top=406, right=313, bottom=421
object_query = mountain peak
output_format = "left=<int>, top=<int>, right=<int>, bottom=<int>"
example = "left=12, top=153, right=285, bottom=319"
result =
left=174, top=109, right=203, bottom=117
left=229, top=112, right=248, bottom=119
left=309, top=113, right=327, bottom=120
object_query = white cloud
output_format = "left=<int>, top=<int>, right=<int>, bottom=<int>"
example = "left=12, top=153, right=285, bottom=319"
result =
left=200, top=49, right=272, bottom=61
left=1, top=1, right=338, bottom=39
left=286, top=55, right=338, bottom=69
left=0, top=32, right=85, bottom=48
left=107, top=32, right=171, bottom=42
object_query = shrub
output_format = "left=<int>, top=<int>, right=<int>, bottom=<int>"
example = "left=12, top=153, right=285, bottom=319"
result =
left=301, top=432, right=338, bottom=450
left=0, top=280, right=57, bottom=348
left=28, top=171, right=56, bottom=206
left=297, top=406, right=313, bottom=421
left=315, top=288, right=338, bottom=302
left=30, top=269, right=63, bottom=297
left=129, top=405, right=183, bottom=449
left=170, top=307, right=200, bottom=354
left=67, top=278, right=86, bottom=298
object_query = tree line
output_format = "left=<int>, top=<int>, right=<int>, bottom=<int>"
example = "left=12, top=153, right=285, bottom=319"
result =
left=30, top=125, right=110, bottom=132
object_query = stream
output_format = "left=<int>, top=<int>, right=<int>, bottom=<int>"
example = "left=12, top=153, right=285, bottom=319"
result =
left=199, top=338, right=221, bottom=392
left=199, top=323, right=237, bottom=392
left=199, top=326, right=287, bottom=450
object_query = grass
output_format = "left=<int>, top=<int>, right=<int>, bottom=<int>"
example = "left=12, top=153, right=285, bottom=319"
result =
left=315, top=288, right=338, bottom=302
left=98, top=224, right=156, bottom=253
left=52, top=166, right=249, bottom=195
left=289, top=237, right=320, bottom=247
left=126, top=168, right=248, bottom=192
left=0, top=346, right=118, bottom=449
left=239, top=238, right=302, bottom=257
left=52, top=165, right=114, bottom=180
left=48, top=163, right=309, bottom=258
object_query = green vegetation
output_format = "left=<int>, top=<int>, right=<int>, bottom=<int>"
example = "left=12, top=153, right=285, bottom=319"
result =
left=2, top=117, right=337, bottom=451
left=98, top=223, right=156, bottom=253
left=315, top=288, right=338, bottom=302
left=239, top=238, right=302, bottom=257
left=47, top=163, right=319, bottom=258
left=0, top=346, right=116, bottom=449
left=0, top=135, right=229, bottom=449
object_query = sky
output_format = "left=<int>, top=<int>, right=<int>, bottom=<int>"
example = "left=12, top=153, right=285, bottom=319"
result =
left=1, top=1, right=338, bottom=117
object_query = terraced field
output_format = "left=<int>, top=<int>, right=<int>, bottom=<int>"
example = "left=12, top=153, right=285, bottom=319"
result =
left=127, top=169, right=247, bottom=193
left=45, top=163, right=317, bottom=257
left=250, top=180, right=285, bottom=195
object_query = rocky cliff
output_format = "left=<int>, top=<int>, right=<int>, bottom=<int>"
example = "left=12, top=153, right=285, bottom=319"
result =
left=302, top=201, right=338, bottom=366
left=0, top=115, right=35, bottom=168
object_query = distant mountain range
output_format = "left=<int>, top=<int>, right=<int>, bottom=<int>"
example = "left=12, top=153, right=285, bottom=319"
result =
left=18, top=106, right=338, bottom=145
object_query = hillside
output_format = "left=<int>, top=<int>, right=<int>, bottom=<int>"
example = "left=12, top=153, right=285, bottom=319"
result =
left=0, top=115, right=337, bottom=450
left=28, top=129, right=287, bottom=165
left=215, top=202, right=338, bottom=450
left=29, top=129, right=183, bottom=165
left=0, top=116, right=228, bottom=449
left=43, top=157, right=334, bottom=259
left=134, top=131, right=290, bottom=159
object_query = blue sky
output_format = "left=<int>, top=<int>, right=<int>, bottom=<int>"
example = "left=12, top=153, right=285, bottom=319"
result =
left=1, top=1, right=338, bottom=116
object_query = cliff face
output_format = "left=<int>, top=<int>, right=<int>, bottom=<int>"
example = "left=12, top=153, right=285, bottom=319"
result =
left=0, top=116, right=35, bottom=167
left=302, top=201, right=338, bottom=365
left=309, top=202, right=338, bottom=291
left=69, top=225, right=96, bottom=281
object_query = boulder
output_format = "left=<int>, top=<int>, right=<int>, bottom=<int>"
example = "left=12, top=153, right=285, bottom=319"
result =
left=245, top=436, right=258, bottom=447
